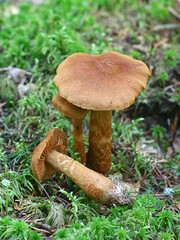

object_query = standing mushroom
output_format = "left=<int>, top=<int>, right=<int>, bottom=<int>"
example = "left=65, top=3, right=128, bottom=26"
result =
left=52, top=93, right=88, bottom=164
left=31, top=128, right=134, bottom=206
left=53, top=51, right=150, bottom=174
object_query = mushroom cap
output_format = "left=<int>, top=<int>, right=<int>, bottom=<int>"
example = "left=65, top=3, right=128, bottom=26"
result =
left=53, top=51, right=151, bottom=111
left=52, top=93, right=88, bottom=119
left=31, top=128, right=67, bottom=182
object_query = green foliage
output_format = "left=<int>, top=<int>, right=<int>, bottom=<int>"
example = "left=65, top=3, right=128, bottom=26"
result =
left=145, top=0, right=175, bottom=21
left=170, top=88, right=180, bottom=107
left=94, top=0, right=125, bottom=11
left=28, top=230, right=43, bottom=240
left=147, top=47, right=180, bottom=116
left=132, top=144, right=150, bottom=177
left=94, top=0, right=140, bottom=12
left=0, top=217, right=43, bottom=240
left=151, top=125, right=168, bottom=154
left=0, top=169, right=33, bottom=216
left=175, top=150, right=180, bottom=163
left=164, top=49, right=178, bottom=67
left=22, top=197, right=52, bottom=219
left=1, top=179, right=10, bottom=215
left=157, top=231, right=175, bottom=240
left=156, top=210, right=176, bottom=233
left=0, top=139, right=35, bottom=168
left=46, top=202, right=65, bottom=229
left=155, top=72, right=169, bottom=88
left=112, top=149, right=128, bottom=172
left=59, top=190, right=98, bottom=224
left=112, top=117, right=144, bottom=143
left=0, top=140, right=36, bottom=216
left=0, top=146, right=6, bottom=165
left=2, top=219, right=29, bottom=240
left=54, top=195, right=178, bottom=239
left=55, top=228, right=69, bottom=239
left=114, top=227, right=131, bottom=240
left=151, top=125, right=167, bottom=141
left=0, top=76, right=18, bottom=102
left=0, top=0, right=91, bottom=71
left=90, top=30, right=113, bottom=55
left=130, top=50, right=141, bottom=60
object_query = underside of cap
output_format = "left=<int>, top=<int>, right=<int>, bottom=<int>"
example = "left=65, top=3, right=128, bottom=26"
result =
left=31, top=128, right=67, bottom=182
left=52, top=93, right=88, bottom=119
left=53, top=51, right=151, bottom=111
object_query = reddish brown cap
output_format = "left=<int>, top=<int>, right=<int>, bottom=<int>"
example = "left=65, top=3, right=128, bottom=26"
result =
left=52, top=93, right=88, bottom=119
left=31, top=128, right=67, bottom=182
left=53, top=51, right=150, bottom=111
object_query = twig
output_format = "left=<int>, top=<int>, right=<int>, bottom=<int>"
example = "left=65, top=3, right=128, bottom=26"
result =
left=155, top=166, right=172, bottom=188
left=26, top=220, right=53, bottom=232
left=168, top=7, right=180, bottom=20
left=29, top=226, right=50, bottom=234
left=140, top=170, right=147, bottom=186
left=23, top=213, right=34, bottom=220
left=153, top=168, right=162, bottom=179
left=38, top=181, right=50, bottom=198
left=0, top=66, right=32, bottom=75
left=77, top=2, right=92, bottom=30
left=0, top=102, right=6, bottom=108
left=0, top=102, right=6, bottom=116
left=151, top=159, right=168, bottom=165
left=2, top=123, right=9, bottom=131
left=153, top=23, right=180, bottom=31
left=34, top=218, right=46, bottom=223
left=14, top=197, right=23, bottom=210
left=42, top=183, right=69, bottom=205
left=165, top=176, right=172, bottom=188
left=0, top=67, right=9, bottom=72
left=17, top=206, right=30, bottom=211
left=17, top=164, right=23, bottom=172
left=155, top=166, right=164, bottom=179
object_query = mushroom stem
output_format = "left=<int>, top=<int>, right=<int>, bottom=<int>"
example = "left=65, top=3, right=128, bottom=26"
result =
left=72, top=119, right=86, bottom=164
left=87, top=110, right=112, bottom=174
left=46, top=149, right=116, bottom=205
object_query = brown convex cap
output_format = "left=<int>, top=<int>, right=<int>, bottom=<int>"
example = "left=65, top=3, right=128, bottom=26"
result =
left=53, top=51, right=151, bottom=111
left=31, top=128, right=67, bottom=182
left=52, top=93, right=88, bottom=119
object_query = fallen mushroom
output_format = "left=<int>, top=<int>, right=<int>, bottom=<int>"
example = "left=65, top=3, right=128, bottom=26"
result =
left=53, top=51, right=151, bottom=174
left=31, top=128, right=135, bottom=205
left=52, top=93, right=88, bottom=164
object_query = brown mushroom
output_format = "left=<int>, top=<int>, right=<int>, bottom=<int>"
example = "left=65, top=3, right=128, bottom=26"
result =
left=53, top=51, right=151, bottom=174
left=31, top=128, right=134, bottom=205
left=52, top=93, right=88, bottom=164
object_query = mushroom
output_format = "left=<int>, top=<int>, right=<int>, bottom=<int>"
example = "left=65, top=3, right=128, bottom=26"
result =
left=53, top=51, right=151, bottom=174
left=31, top=128, right=134, bottom=206
left=52, top=93, right=88, bottom=164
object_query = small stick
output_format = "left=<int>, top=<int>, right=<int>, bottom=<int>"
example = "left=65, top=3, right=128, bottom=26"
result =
left=0, top=66, right=32, bottom=76
left=168, top=7, right=180, bottom=20
left=29, top=226, right=50, bottom=234
left=77, top=2, right=92, bottom=30
left=153, top=23, right=180, bottom=31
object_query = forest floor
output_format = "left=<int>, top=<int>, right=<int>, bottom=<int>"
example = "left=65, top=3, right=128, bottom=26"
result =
left=0, top=0, right=180, bottom=239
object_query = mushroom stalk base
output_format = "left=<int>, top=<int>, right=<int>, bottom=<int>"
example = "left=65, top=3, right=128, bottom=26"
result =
left=46, top=150, right=115, bottom=205
left=87, top=110, right=112, bottom=174
left=72, top=119, right=86, bottom=164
